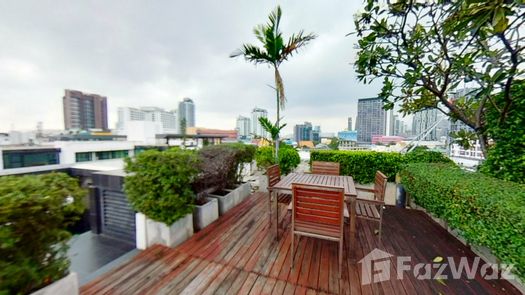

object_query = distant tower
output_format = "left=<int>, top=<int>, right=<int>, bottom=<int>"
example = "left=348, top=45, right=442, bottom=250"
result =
left=251, top=108, right=268, bottom=138
left=178, top=98, right=195, bottom=133
left=63, top=89, right=108, bottom=130
left=356, top=97, right=387, bottom=142
left=36, top=121, right=43, bottom=137
left=347, top=117, right=353, bottom=131
left=236, top=116, right=251, bottom=139
left=412, top=109, right=438, bottom=140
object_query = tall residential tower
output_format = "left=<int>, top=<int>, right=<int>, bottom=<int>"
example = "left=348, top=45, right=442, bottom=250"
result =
left=63, top=89, right=108, bottom=130
left=356, top=97, right=387, bottom=142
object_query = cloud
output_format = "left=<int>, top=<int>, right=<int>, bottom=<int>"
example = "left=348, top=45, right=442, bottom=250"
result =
left=0, top=0, right=383, bottom=134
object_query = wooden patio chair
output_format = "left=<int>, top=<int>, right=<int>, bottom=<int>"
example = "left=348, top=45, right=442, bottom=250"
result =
left=311, top=161, right=340, bottom=175
left=355, top=171, right=388, bottom=241
left=291, top=183, right=345, bottom=278
left=267, top=165, right=291, bottom=214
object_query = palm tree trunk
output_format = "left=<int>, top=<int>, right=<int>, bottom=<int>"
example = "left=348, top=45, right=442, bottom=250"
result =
left=274, top=78, right=280, bottom=164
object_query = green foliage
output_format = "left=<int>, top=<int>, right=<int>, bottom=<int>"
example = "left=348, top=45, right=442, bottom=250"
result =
left=480, top=81, right=525, bottom=184
left=328, top=137, right=339, bottom=150
left=354, top=1, right=524, bottom=155
left=124, top=148, right=199, bottom=225
left=449, top=129, right=477, bottom=150
left=310, top=149, right=454, bottom=183
left=400, top=163, right=525, bottom=280
left=256, top=145, right=300, bottom=175
left=0, top=173, right=85, bottom=294
left=258, top=117, right=286, bottom=143
left=404, top=148, right=454, bottom=165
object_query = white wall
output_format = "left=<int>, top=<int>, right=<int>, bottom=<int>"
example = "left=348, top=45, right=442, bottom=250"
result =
left=52, top=141, right=136, bottom=164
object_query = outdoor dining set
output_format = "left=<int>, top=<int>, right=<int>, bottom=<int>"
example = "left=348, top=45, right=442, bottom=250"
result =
left=267, top=161, right=388, bottom=277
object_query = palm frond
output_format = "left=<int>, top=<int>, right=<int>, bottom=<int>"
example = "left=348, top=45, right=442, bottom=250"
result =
left=230, top=44, right=273, bottom=65
left=281, top=31, right=317, bottom=62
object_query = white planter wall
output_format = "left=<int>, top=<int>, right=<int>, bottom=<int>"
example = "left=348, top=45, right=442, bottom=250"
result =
left=135, top=213, right=193, bottom=250
left=193, top=197, right=219, bottom=231
left=30, top=272, right=78, bottom=295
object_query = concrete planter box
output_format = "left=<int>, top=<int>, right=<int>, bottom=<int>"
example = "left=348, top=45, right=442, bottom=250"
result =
left=31, top=272, right=78, bottom=295
left=136, top=213, right=193, bottom=250
left=209, top=182, right=252, bottom=215
left=193, top=197, right=219, bottom=231
left=230, top=182, right=251, bottom=205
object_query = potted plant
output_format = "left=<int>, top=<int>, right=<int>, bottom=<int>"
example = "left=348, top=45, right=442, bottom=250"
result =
left=0, top=173, right=85, bottom=295
left=125, top=148, right=199, bottom=249
left=193, top=145, right=238, bottom=215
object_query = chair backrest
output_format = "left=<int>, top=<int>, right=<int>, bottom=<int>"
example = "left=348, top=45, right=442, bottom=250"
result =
left=267, top=164, right=281, bottom=188
left=311, top=161, right=340, bottom=175
left=292, top=183, right=344, bottom=230
left=374, top=171, right=388, bottom=201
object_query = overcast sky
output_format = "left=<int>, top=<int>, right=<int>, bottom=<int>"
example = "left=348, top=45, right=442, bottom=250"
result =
left=0, top=1, right=387, bottom=135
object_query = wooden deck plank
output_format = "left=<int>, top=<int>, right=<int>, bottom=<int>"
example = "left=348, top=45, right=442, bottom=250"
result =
left=81, top=192, right=522, bottom=295
left=236, top=272, right=258, bottom=295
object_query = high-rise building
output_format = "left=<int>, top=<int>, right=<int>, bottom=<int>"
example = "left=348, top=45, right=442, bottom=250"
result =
left=312, top=126, right=321, bottom=143
left=116, top=107, right=178, bottom=134
left=412, top=109, right=438, bottom=140
left=356, top=97, right=387, bottom=142
left=236, top=116, right=251, bottom=139
left=178, top=98, right=195, bottom=132
left=63, top=89, right=108, bottom=130
left=294, top=122, right=313, bottom=143
left=393, top=115, right=401, bottom=136
left=347, top=117, right=353, bottom=131
left=251, top=108, right=268, bottom=138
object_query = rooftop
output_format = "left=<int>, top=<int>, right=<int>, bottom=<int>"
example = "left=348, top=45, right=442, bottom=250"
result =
left=80, top=192, right=520, bottom=294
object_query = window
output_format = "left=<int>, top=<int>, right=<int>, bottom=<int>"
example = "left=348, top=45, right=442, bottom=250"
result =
left=75, top=152, right=92, bottom=162
left=95, top=150, right=129, bottom=160
left=2, top=150, right=59, bottom=169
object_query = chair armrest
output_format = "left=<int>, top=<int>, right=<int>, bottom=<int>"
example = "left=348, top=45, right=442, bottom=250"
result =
left=356, top=198, right=385, bottom=206
left=355, top=186, right=375, bottom=193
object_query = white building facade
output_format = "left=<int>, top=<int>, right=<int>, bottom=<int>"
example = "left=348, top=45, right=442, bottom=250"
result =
left=116, top=107, right=178, bottom=136
left=251, top=108, right=268, bottom=138
left=236, top=116, right=251, bottom=139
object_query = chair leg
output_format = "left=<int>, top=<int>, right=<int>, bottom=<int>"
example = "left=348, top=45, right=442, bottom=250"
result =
left=378, top=219, right=383, bottom=242
left=339, top=239, right=343, bottom=279
left=291, top=233, right=295, bottom=270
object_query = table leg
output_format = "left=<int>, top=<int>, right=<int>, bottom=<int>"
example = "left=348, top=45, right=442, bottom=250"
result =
left=274, top=190, right=279, bottom=238
left=349, top=198, right=357, bottom=262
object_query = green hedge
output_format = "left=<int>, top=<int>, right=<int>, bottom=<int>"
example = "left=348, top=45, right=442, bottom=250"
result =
left=310, top=149, right=453, bottom=183
left=400, top=163, right=525, bottom=280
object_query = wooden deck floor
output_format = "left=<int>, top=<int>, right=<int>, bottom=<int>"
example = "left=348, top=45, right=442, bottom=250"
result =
left=81, top=192, right=520, bottom=295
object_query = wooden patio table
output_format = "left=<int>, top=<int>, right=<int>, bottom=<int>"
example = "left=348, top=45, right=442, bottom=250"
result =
left=269, top=172, right=358, bottom=258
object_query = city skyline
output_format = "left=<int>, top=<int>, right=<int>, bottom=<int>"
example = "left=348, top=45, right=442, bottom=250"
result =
left=0, top=1, right=397, bottom=135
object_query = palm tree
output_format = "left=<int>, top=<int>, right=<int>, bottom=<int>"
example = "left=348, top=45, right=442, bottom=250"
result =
left=231, top=6, right=316, bottom=159
left=258, top=117, right=287, bottom=146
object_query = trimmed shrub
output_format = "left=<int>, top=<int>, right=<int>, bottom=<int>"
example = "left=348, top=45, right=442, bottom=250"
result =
left=0, top=173, right=85, bottom=294
left=400, top=163, right=525, bottom=280
left=193, top=145, right=238, bottom=194
left=124, top=148, right=199, bottom=225
left=256, top=145, right=300, bottom=175
left=310, top=149, right=454, bottom=183
left=310, top=150, right=404, bottom=183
